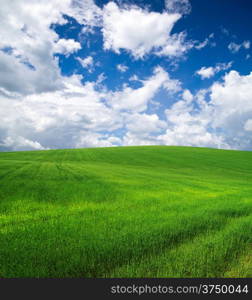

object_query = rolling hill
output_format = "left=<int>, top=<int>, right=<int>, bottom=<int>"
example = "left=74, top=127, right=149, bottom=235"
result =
left=0, top=146, right=251, bottom=277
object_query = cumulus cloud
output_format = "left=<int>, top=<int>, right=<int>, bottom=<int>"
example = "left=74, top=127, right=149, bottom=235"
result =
left=69, top=0, right=102, bottom=27
left=125, top=113, right=166, bottom=134
left=54, top=38, right=81, bottom=56
left=0, top=76, right=122, bottom=151
left=156, top=92, right=229, bottom=149
left=0, top=49, right=63, bottom=96
left=0, top=0, right=103, bottom=96
left=0, top=136, right=46, bottom=151
left=122, top=70, right=252, bottom=150
left=0, top=63, right=182, bottom=151
left=196, top=67, right=215, bottom=79
left=182, top=89, right=193, bottom=102
left=208, top=70, right=252, bottom=149
left=76, top=132, right=119, bottom=148
left=196, top=62, right=232, bottom=79
left=155, top=70, right=252, bottom=150
left=0, top=0, right=87, bottom=95
left=1, top=0, right=252, bottom=152
left=102, top=2, right=189, bottom=59
left=108, top=66, right=181, bottom=112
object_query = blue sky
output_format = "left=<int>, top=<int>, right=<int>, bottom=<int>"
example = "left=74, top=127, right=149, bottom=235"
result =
left=0, top=0, right=252, bottom=151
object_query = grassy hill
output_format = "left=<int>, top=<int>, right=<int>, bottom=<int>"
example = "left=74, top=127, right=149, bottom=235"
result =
left=0, top=146, right=251, bottom=277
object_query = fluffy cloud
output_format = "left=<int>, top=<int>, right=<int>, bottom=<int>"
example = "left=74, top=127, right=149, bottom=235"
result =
left=0, top=136, right=46, bottom=151
left=0, top=76, right=123, bottom=150
left=76, top=133, right=119, bottom=148
left=1, top=1, right=252, bottom=152
left=0, top=0, right=72, bottom=95
left=77, top=56, right=93, bottom=68
left=208, top=70, right=252, bottom=149
left=0, top=64, right=181, bottom=151
left=69, top=0, right=102, bottom=27
left=120, top=86, right=227, bottom=149
left=108, top=66, right=181, bottom=112
left=125, top=113, right=166, bottom=134
left=0, top=0, right=183, bottom=150
left=196, top=62, right=232, bottom=79
left=156, top=70, right=252, bottom=150
left=0, top=0, right=101, bottom=96
left=0, top=49, right=63, bottom=96
left=102, top=2, right=189, bottom=59
left=196, top=67, right=215, bottom=79
left=156, top=92, right=229, bottom=149
left=54, top=38, right=81, bottom=56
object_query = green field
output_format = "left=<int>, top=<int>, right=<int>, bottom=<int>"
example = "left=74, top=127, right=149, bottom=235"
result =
left=0, top=146, right=251, bottom=278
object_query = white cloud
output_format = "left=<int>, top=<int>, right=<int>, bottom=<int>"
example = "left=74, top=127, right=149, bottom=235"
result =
left=118, top=70, right=252, bottom=150
left=1, top=1, right=252, bottom=152
left=228, top=43, right=240, bottom=53
left=0, top=0, right=122, bottom=151
left=154, top=89, right=230, bottom=149
left=69, top=0, right=102, bottom=27
left=76, top=132, right=117, bottom=148
left=117, top=64, right=128, bottom=72
left=156, top=70, right=252, bottom=150
left=165, top=0, right=191, bottom=15
left=77, top=56, right=93, bottom=68
left=0, top=0, right=101, bottom=96
left=228, top=40, right=250, bottom=53
left=120, top=86, right=227, bottom=149
left=108, top=66, right=181, bottom=112
left=0, top=136, right=46, bottom=151
left=202, top=70, right=252, bottom=149
left=196, top=67, right=215, bottom=79
left=194, top=33, right=215, bottom=50
left=0, top=49, right=63, bottom=95
left=125, top=113, right=166, bottom=134
left=155, top=32, right=190, bottom=57
left=102, top=2, right=189, bottom=59
left=0, top=64, right=180, bottom=151
left=122, top=132, right=161, bottom=146
left=96, top=72, right=106, bottom=84
left=0, top=64, right=182, bottom=151
left=243, top=40, right=251, bottom=49
left=0, top=80, right=122, bottom=150
left=196, top=62, right=232, bottom=79
left=0, top=0, right=76, bottom=95
left=182, top=89, right=193, bottom=102
left=129, top=74, right=139, bottom=81
left=54, top=38, right=81, bottom=56
left=244, top=119, right=252, bottom=131
left=194, top=39, right=209, bottom=50
left=77, top=56, right=94, bottom=72
left=0, top=0, right=63, bottom=94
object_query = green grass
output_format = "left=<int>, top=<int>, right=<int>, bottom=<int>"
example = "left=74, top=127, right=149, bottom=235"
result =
left=0, top=145, right=251, bottom=278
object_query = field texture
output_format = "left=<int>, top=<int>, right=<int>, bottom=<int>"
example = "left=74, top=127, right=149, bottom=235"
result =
left=0, top=146, right=251, bottom=278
